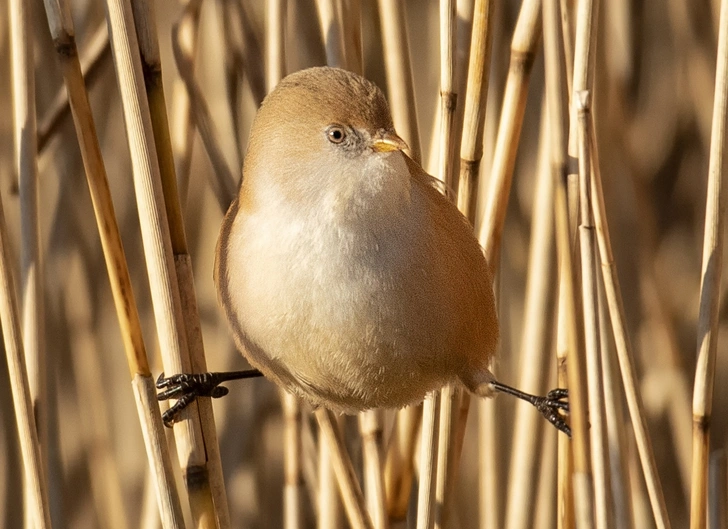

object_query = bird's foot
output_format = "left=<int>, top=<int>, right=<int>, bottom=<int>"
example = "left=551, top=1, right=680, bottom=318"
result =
left=532, top=388, right=570, bottom=437
left=156, top=369, right=263, bottom=427
left=490, top=381, right=571, bottom=437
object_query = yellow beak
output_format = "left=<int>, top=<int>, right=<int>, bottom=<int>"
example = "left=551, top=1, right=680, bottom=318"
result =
left=370, top=130, right=409, bottom=153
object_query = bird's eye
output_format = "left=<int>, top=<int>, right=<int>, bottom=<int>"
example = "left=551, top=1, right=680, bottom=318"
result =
left=326, top=126, right=346, bottom=144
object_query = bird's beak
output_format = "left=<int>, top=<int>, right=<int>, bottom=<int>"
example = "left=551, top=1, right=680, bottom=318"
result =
left=371, top=130, right=409, bottom=153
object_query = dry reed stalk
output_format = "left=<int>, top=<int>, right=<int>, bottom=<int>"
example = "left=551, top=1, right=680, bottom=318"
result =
left=599, top=293, right=633, bottom=529
left=576, top=90, right=612, bottom=529
left=360, top=410, right=388, bottom=529
left=172, top=0, right=237, bottom=212
left=544, top=1, right=592, bottom=523
left=234, top=1, right=266, bottom=107
left=691, top=0, right=728, bottom=526
left=431, top=3, right=460, bottom=527
left=37, top=22, right=110, bottom=153
left=315, top=409, right=374, bottom=529
left=266, top=0, right=287, bottom=92
left=40, top=1, right=185, bottom=526
left=319, top=415, right=343, bottom=529
left=504, top=103, right=557, bottom=529
left=588, top=119, right=672, bottom=529
left=534, top=412, right=558, bottom=529
left=7, top=3, right=50, bottom=526
left=341, top=0, right=363, bottom=74
left=477, top=0, right=540, bottom=264
left=12, top=0, right=46, bottom=487
left=282, top=392, right=303, bottom=529
left=383, top=405, right=420, bottom=520
left=478, top=391, right=498, bottom=529
left=65, top=253, right=129, bottom=529
left=102, top=0, right=229, bottom=526
left=416, top=391, right=440, bottom=529
left=315, top=0, right=347, bottom=69
left=168, top=4, right=197, bottom=209
left=457, top=0, right=494, bottom=224
left=376, top=0, right=422, bottom=162
left=132, top=0, right=234, bottom=525
left=709, top=451, right=727, bottom=529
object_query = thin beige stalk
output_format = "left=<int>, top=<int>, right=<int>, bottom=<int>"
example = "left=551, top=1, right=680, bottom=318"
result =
left=599, top=290, right=633, bottom=529
left=319, top=415, right=343, bottom=529
left=416, top=391, right=441, bottom=529
left=478, top=394, right=498, bottom=529
left=102, top=0, right=225, bottom=526
left=40, top=1, right=185, bottom=526
left=266, top=0, right=287, bottom=92
left=12, top=0, right=46, bottom=497
left=133, top=0, right=234, bottom=525
left=432, top=3, right=459, bottom=526
left=477, top=0, right=541, bottom=265
left=5, top=10, right=50, bottom=524
left=544, top=2, right=592, bottom=523
left=315, top=409, right=374, bottom=529
left=691, top=0, right=728, bottom=526
left=383, top=405, right=421, bottom=520
left=576, top=90, right=612, bottom=529
left=360, top=410, right=388, bottom=529
left=709, top=451, right=727, bottom=529
left=457, top=0, right=494, bottom=224
left=172, top=0, right=237, bottom=212
left=282, top=392, right=303, bottom=529
left=65, top=254, right=129, bottom=529
left=377, top=0, right=422, bottom=162
left=534, top=414, right=558, bottom=529
left=341, top=0, right=363, bottom=74
left=37, top=22, right=110, bottom=153
left=589, top=123, right=672, bottom=529
left=504, top=103, right=557, bottom=529
left=315, top=0, right=347, bottom=68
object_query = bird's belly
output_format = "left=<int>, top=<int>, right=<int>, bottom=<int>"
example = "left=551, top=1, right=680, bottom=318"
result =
left=223, top=221, right=452, bottom=411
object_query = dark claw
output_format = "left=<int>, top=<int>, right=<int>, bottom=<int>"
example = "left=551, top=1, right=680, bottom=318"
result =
left=156, top=369, right=264, bottom=427
left=534, top=388, right=571, bottom=438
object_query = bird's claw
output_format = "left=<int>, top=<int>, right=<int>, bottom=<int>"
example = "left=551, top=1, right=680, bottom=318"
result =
left=156, top=372, right=230, bottom=428
left=534, top=388, right=571, bottom=438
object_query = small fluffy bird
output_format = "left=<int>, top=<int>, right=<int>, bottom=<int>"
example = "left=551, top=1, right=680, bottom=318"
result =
left=158, top=67, right=568, bottom=434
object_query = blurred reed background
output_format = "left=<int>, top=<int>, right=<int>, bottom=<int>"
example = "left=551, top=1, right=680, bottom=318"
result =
left=0, top=0, right=727, bottom=528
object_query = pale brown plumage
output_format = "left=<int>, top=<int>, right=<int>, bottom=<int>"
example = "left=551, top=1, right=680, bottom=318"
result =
left=214, top=66, right=499, bottom=413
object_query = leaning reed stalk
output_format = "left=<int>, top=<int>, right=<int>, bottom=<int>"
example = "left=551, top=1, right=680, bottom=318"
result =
left=172, top=0, right=237, bottom=212
left=383, top=405, right=420, bottom=520
left=135, top=0, right=235, bottom=525
left=319, top=415, right=343, bottom=529
left=8, top=3, right=49, bottom=526
left=315, top=409, right=374, bottom=529
left=377, top=0, right=421, bottom=162
left=432, top=3, right=460, bottom=527
left=315, top=0, right=347, bottom=68
left=102, top=0, right=226, bottom=526
left=691, top=0, right=728, bottom=526
left=457, top=0, right=494, bottom=224
left=0, top=182, right=50, bottom=529
left=37, top=21, right=110, bottom=153
left=576, top=91, right=612, bottom=529
left=65, top=253, right=129, bottom=529
left=341, top=0, right=363, bottom=74
left=40, top=1, right=186, bottom=526
left=477, top=0, right=541, bottom=264
left=12, top=0, right=46, bottom=491
left=543, top=0, right=591, bottom=524
left=416, top=391, right=441, bottom=529
left=504, top=104, right=557, bottom=529
left=588, top=121, right=671, bottom=527
left=360, top=410, right=388, bottom=529
left=709, top=451, right=727, bottom=529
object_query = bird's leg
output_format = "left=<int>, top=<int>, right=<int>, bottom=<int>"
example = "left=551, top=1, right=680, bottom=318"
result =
left=156, top=369, right=264, bottom=427
left=490, top=381, right=571, bottom=437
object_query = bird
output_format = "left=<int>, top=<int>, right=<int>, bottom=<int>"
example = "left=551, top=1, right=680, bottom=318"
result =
left=156, top=66, right=569, bottom=435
